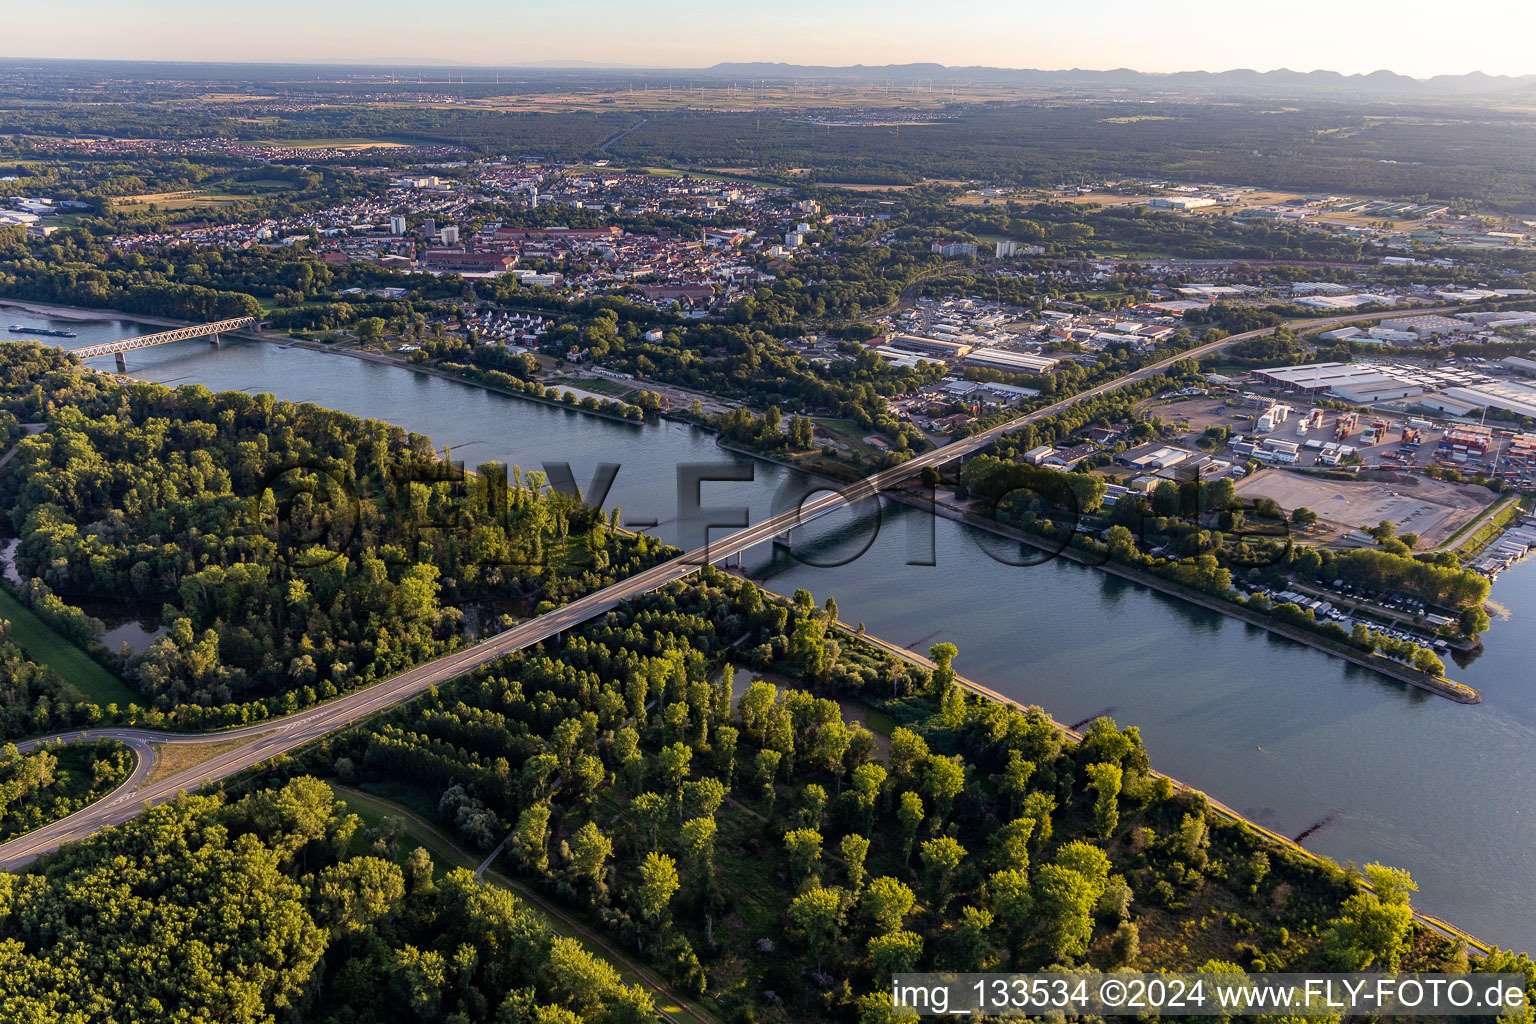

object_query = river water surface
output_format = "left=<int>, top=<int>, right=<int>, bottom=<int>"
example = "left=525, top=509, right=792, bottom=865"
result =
left=7, top=311, right=1534, bottom=949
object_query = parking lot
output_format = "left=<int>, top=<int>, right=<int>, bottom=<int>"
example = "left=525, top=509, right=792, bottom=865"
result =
left=1233, top=468, right=1497, bottom=545
left=1159, top=395, right=1533, bottom=482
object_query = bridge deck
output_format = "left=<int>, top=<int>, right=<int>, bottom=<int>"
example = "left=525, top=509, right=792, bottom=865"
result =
left=72, top=317, right=259, bottom=359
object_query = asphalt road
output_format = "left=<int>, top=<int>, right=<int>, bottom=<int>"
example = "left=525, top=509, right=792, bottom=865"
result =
left=0, top=305, right=1447, bottom=869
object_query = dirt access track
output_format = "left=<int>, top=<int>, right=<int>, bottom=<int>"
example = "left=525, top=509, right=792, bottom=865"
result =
left=1235, top=468, right=1497, bottom=545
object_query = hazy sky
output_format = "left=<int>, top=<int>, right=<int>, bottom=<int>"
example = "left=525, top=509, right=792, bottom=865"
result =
left=9, top=0, right=1535, bottom=78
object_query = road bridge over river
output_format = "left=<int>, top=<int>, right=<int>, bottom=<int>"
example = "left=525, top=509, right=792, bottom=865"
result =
left=0, top=306, right=1454, bottom=868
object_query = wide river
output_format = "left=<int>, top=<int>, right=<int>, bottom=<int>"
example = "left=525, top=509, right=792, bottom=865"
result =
left=10, top=311, right=1535, bottom=949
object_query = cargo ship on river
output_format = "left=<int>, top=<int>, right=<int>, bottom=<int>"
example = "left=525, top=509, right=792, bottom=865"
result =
left=8, top=325, right=78, bottom=339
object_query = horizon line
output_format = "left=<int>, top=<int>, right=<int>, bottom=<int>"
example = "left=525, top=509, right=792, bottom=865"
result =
left=0, top=55, right=1530, bottom=82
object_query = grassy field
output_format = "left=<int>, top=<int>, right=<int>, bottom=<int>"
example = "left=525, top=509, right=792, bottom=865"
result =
left=0, top=589, right=138, bottom=705
left=811, top=416, right=886, bottom=455
left=257, top=296, right=331, bottom=314
left=640, top=166, right=786, bottom=188
left=559, top=374, right=635, bottom=399
left=113, top=180, right=294, bottom=216
left=144, top=736, right=250, bottom=787
left=335, top=785, right=478, bottom=872
left=191, top=93, right=279, bottom=104
left=558, top=165, right=787, bottom=188
left=113, top=190, right=242, bottom=212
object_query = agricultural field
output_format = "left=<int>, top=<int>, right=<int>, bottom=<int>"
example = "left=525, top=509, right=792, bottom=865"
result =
left=191, top=93, right=279, bottom=104
left=445, top=83, right=1035, bottom=115
left=112, top=190, right=242, bottom=213
left=111, top=179, right=295, bottom=215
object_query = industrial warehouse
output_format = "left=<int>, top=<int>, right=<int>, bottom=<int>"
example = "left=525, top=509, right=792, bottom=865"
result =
left=1252, top=359, right=1536, bottom=418
left=962, top=348, right=1061, bottom=373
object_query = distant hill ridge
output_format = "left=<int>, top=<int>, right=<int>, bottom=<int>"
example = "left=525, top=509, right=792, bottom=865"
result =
left=703, top=62, right=1536, bottom=96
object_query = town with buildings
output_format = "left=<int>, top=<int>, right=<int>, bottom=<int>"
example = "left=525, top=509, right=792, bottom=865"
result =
left=48, top=164, right=842, bottom=314
left=5, top=50, right=1536, bottom=1022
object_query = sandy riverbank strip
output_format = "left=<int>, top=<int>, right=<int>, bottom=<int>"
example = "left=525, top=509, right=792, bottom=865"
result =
left=0, top=298, right=189, bottom=329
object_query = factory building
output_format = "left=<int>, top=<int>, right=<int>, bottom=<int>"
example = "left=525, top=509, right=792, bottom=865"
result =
left=1251, top=362, right=1410, bottom=397
left=1436, top=382, right=1536, bottom=420
left=881, top=334, right=974, bottom=359
left=1148, top=196, right=1215, bottom=211
left=1329, top=379, right=1426, bottom=404
left=1379, top=315, right=1479, bottom=337
left=962, top=349, right=1060, bottom=374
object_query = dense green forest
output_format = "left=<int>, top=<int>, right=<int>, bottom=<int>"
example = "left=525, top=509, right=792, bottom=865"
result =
left=6, top=61, right=1536, bottom=210
left=0, top=351, right=1525, bottom=1023
left=6, top=97, right=1535, bottom=209
left=0, top=102, right=630, bottom=163
left=0, top=343, right=665, bottom=733
left=2, top=567, right=1528, bottom=1023
left=294, top=569, right=1531, bottom=1022
left=601, top=104, right=1536, bottom=210
left=0, top=777, right=657, bottom=1023
left=0, top=738, right=131, bottom=843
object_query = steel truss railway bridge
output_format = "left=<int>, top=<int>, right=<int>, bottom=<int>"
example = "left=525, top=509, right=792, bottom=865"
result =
left=0, top=305, right=1457, bottom=870
left=71, top=317, right=261, bottom=370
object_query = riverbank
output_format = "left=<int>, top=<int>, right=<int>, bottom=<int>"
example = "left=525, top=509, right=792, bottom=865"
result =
left=5, top=299, right=1485, bottom=703
left=0, top=298, right=189, bottom=330
left=4, top=297, right=764, bottom=439
left=822, top=617, right=1491, bottom=953
left=2, top=320, right=1523, bottom=946
left=11, top=559, right=1497, bottom=958
left=710, top=438, right=1479, bottom=703
left=894, top=490, right=1480, bottom=703
left=2, top=296, right=643, bottom=428
left=278, top=339, right=648, bottom=427
left=90, top=320, right=1499, bottom=703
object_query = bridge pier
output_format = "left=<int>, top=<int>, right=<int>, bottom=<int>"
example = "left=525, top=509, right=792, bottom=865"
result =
left=69, top=317, right=255, bottom=365
left=114, top=352, right=127, bottom=373
left=771, top=531, right=793, bottom=553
